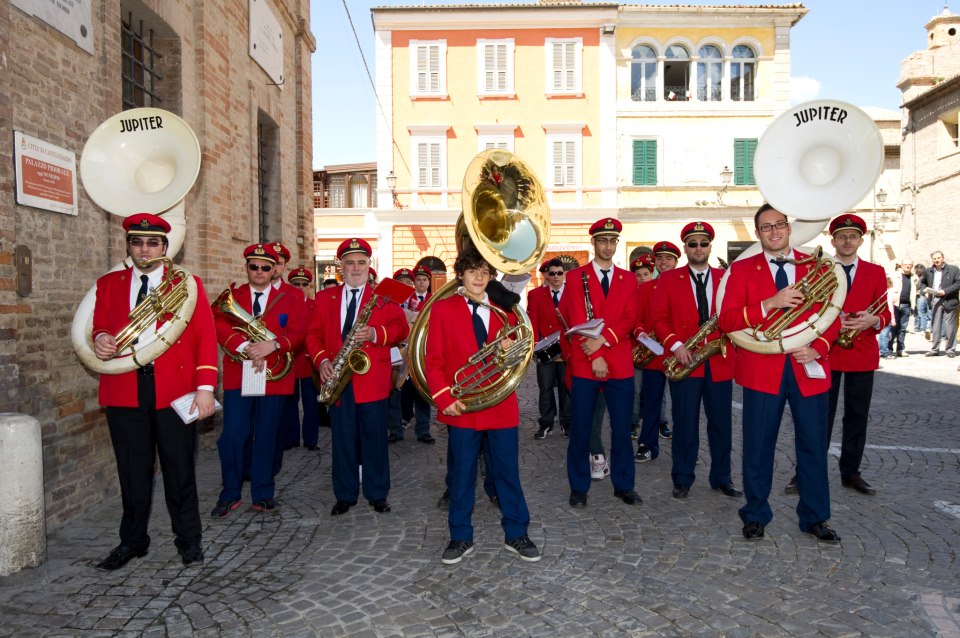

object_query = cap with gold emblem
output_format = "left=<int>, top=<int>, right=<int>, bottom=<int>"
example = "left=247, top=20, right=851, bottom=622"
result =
left=828, top=214, right=866, bottom=236
left=412, top=265, right=432, bottom=278
left=680, top=221, right=715, bottom=242
left=589, top=217, right=622, bottom=238
left=244, top=243, right=279, bottom=264
left=393, top=267, right=414, bottom=282
left=270, top=242, right=291, bottom=262
left=337, top=238, right=372, bottom=260
left=630, top=254, right=655, bottom=272
left=123, top=213, right=171, bottom=236
left=288, top=266, right=313, bottom=285
left=653, top=241, right=681, bottom=258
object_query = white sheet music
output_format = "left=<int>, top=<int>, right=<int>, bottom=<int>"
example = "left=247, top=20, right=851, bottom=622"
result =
left=242, top=360, right=267, bottom=396
left=803, top=360, right=826, bottom=379
left=171, top=392, right=223, bottom=424
left=638, top=335, right=664, bottom=355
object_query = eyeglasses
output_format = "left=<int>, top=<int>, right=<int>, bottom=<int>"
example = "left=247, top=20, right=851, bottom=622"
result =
left=757, top=220, right=789, bottom=233
left=128, top=238, right=162, bottom=248
left=248, top=263, right=274, bottom=273
left=594, top=237, right=619, bottom=246
left=686, top=240, right=711, bottom=248
left=546, top=270, right=565, bottom=276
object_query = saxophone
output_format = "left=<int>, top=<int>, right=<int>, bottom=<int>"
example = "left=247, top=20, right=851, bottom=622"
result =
left=318, top=294, right=380, bottom=405
left=662, top=315, right=727, bottom=382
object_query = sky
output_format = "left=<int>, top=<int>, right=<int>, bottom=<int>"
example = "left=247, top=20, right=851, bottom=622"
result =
left=311, top=0, right=952, bottom=169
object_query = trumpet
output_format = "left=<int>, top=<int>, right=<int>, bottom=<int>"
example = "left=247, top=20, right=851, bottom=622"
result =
left=663, top=316, right=727, bottom=382
left=752, top=247, right=841, bottom=348
left=211, top=288, right=293, bottom=381
left=836, top=293, right=888, bottom=349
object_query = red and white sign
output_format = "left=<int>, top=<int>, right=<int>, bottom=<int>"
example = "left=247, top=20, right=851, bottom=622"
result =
left=14, top=131, right=78, bottom=216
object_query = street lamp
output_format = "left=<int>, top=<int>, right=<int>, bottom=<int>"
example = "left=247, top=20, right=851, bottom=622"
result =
left=385, top=171, right=401, bottom=209
left=717, top=166, right=733, bottom=205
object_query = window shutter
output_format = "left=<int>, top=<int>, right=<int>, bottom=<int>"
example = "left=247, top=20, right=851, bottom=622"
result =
left=633, top=140, right=657, bottom=186
left=417, top=46, right=428, bottom=92
left=418, top=143, right=428, bottom=187
left=553, top=140, right=563, bottom=185
left=734, top=139, right=758, bottom=185
left=564, top=141, right=575, bottom=185
left=564, top=43, right=575, bottom=90
left=430, top=143, right=440, bottom=187
left=484, top=44, right=495, bottom=91
left=429, top=45, right=439, bottom=92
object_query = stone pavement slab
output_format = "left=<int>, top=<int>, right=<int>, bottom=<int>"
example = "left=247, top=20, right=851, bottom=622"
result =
left=0, top=331, right=958, bottom=636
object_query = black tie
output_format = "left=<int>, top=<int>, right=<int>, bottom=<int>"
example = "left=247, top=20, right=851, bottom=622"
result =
left=469, top=300, right=487, bottom=349
left=252, top=292, right=263, bottom=317
left=771, top=259, right=788, bottom=292
left=342, top=289, right=358, bottom=341
left=600, top=269, right=610, bottom=297
left=418, top=295, right=424, bottom=302
left=136, top=275, right=149, bottom=306
left=694, top=271, right=709, bottom=326
left=842, top=264, right=854, bottom=292
left=552, top=290, right=560, bottom=308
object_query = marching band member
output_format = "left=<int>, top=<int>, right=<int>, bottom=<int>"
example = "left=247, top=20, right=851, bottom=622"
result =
left=527, top=257, right=571, bottom=439
left=307, top=239, right=408, bottom=516
left=388, top=267, right=434, bottom=444
left=211, top=243, right=306, bottom=517
left=630, top=254, right=655, bottom=285
left=651, top=222, right=741, bottom=499
left=369, top=266, right=378, bottom=285
left=425, top=245, right=540, bottom=564
left=92, top=213, right=217, bottom=569
left=785, top=215, right=890, bottom=496
left=718, top=204, right=842, bottom=542
left=401, top=264, right=435, bottom=438
left=634, top=240, right=680, bottom=462
left=629, top=254, right=655, bottom=437
left=283, top=266, right=320, bottom=451
left=559, top=218, right=640, bottom=509
left=411, top=264, right=432, bottom=306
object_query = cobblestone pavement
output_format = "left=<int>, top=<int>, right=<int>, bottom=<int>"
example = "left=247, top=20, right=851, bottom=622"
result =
left=1, top=332, right=958, bottom=637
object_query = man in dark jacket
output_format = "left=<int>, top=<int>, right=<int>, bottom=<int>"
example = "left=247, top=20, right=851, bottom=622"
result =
left=920, top=251, right=960, bottom=357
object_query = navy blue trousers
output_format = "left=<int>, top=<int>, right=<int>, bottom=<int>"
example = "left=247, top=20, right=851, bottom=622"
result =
left=447, top=425, right=529, bottom=543
left=669, top=360, right=733, bottom=489
left=567, top=375, right=635, bottom=494
left=740, top=362, right=831, bottom=531
left=329, top=384, right=390, bottom=503
left=280, top=377, right=320, bottom=448
left=638, top=369, right=666, bottom=458
left=219, top=391, right=286, bottom=503
left=444, top=426, right=496, bottom=499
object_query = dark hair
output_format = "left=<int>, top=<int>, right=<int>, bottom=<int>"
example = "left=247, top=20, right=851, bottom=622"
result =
left=545, top=258, right=563, bottom=271
left=753, top=203, right=785, bottom=230
left=453, top=245, right=494, bottom=278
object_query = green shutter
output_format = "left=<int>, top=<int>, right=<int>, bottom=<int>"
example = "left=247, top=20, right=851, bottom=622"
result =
left=734, top=138, right=758, bottom=185
left=632, top=140, right=657, bottom=186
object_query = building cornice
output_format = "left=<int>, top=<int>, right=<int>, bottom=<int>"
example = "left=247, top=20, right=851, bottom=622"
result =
left=372, top=5, right=618, bottom=30
left=903, top=74, right=960, bottom=110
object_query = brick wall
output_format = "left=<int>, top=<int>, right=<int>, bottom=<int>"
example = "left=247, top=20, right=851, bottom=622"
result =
left=2, top=0, right=314, bottom=529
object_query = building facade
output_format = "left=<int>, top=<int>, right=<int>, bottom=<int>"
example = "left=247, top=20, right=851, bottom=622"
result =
left=0, top=0, right=314, bottom=527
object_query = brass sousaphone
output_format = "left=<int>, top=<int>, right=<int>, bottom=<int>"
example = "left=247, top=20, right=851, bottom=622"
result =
left=715, top=100, right=884, bottom=354
left=407, top=149, right=550, bottom=412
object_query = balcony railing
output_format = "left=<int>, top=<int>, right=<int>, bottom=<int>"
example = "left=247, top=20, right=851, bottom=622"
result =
left=664, top=86, right=690, bottom=101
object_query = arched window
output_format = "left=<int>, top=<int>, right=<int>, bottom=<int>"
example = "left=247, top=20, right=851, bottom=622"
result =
left=731, top=45, right=756, bottom=102
left=630, top=45, right=657, bottom=102
left=697, top=45, right=723, bottom=101
left=663, top=45, right=690, bottom=101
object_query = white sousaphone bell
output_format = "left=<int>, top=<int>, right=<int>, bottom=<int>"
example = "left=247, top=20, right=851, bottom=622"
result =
left=72, top=107, right=202, bottom=374
left=715, top=99, right=885, bottom=354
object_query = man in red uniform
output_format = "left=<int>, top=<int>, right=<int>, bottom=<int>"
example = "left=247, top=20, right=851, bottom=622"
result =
left=426, top=245, right=540, bottom=564
left=651, top=222, right=741, bottom=499
left=785, top=215, right=890, bottom=496
left=92, top=213, right=217, bottom=569
left=307, top=238, right=408, bottom=516
left=211, top=243, right=306, bottom=517
left=634, top=240, right=681, bottom=462
left=718, top=204, right=842, bottom=542
left=388, top=267, right=433, bottom=444
left=283, top=266, right=320, bottom=451
left=401, top=264, right=435, bottom=437
left=559, top=218, right=640, bottom=509
left=528, top=257, right=571, bottom=439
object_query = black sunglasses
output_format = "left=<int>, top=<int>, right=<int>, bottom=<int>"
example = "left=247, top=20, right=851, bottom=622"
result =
left=686, top=240, right=711, bottom=248
left=546, top=270, right=565, bottom=276
left=248, top=263, right=274, bottom=272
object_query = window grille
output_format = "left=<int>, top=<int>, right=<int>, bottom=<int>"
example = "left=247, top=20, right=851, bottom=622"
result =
left=121, top=11, right=163, bottom=109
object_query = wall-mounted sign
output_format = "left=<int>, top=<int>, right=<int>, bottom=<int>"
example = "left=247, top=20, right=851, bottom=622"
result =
left=11, top=0, right=93, bottom=54
left=249, top=0, right=284, bottom=88
left=13, top=131, right=78, bottom=216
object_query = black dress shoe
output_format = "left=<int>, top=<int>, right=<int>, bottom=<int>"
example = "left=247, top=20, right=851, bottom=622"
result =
left=713, top=483, right=744, bottom=498
left=672, top=484, right=690, bottom=499
left=175, top=539, right=205, bottom=566
left=806, top=522, right=841, bottom=542
left=387, top=432, right=402, bottom=444
left=417, top=434, right=436, bottom=444
left=569, top=490, right=588, bottom=508
left=330, top=500, right=357, bottom=516
left=742, top=521, right=765, bottom=540
left=96, top=545, right=148, bottom=570
left=305, top=445, right=319, bottom=451
left=613, top=489, right=642, bottom=505
left=841, top=474, right=876, bottom=495
left=370, top=499, right=391, bottom=513
left=784, top=474, right=799, bottom=495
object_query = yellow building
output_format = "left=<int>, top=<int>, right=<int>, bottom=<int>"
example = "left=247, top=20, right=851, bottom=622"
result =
left=320, top=2, right=812, bottom=283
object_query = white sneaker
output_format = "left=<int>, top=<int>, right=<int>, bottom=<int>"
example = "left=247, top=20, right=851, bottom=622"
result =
left=590, top=454, right=609, bottom=481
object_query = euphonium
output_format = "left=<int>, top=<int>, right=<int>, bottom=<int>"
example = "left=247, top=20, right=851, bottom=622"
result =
left=317, top=294, right=379, bottom=405
left=211, top=288, right=293, bottom=381
left=836, top=293, right=888, bottom=350
left=663, top=316, right=727, bottom=382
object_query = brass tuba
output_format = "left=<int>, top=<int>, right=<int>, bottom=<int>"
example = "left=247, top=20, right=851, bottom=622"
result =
left=407, top=150, right=548, bottom=412
left=211, top=288, right=293, bottom=381
left=72, top=108, right=202, bottom=374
